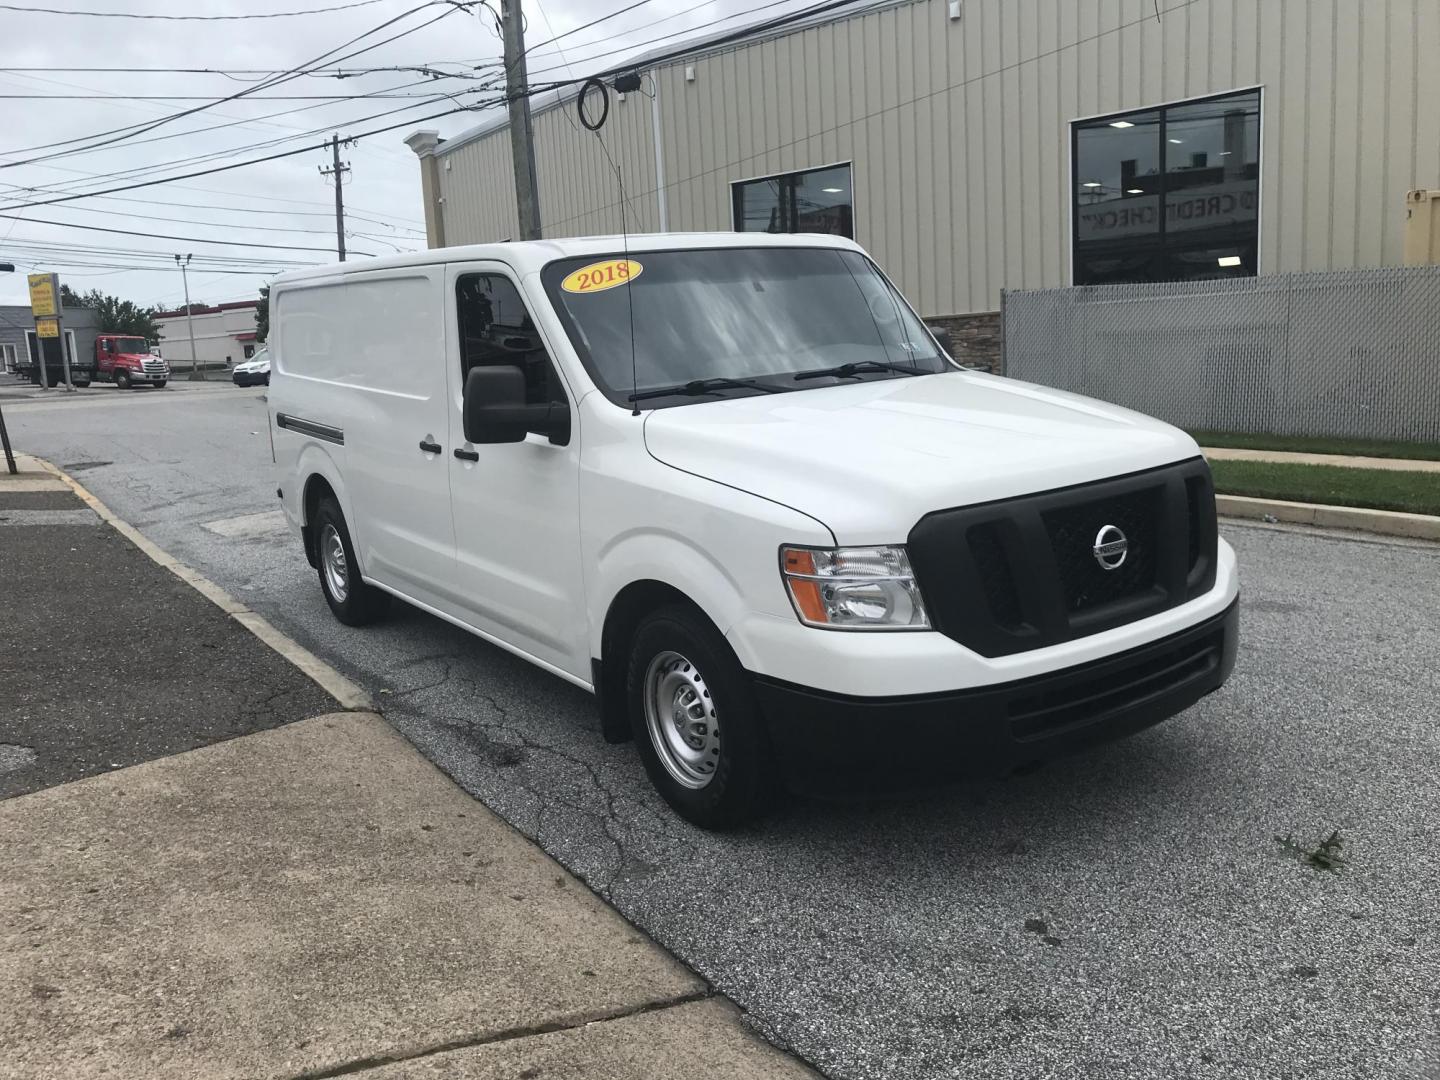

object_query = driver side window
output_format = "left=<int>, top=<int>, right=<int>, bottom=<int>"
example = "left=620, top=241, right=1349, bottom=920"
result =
left=456, top=273, right=565, bottom=406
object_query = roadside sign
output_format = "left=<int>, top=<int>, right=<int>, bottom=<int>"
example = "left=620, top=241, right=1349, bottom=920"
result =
left=35, top=316, right=60, bottom=338
left=28, top=272, right=58, bottom=317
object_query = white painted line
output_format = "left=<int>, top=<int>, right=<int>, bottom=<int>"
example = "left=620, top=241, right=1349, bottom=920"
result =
left=31, top=455, right=373, bottom=712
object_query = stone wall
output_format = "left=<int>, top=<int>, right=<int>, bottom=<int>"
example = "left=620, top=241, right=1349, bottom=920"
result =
left=923, top=311, right=1003, bottom=374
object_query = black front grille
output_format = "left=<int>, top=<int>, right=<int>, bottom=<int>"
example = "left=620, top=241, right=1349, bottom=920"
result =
left=1042, top=488, right=1160, bottom=613
left=908, top=458, right=1218, bottom=657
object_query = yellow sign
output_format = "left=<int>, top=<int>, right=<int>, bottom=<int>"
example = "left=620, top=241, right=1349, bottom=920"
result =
left=28, top=273, right=58, bottom=317
left=35, top=316, right=59, bottom=339
left=560, top=258, right=643, bottom=294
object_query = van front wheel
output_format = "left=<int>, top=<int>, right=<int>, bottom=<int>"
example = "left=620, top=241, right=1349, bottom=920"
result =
left=313, top=496, right=388, bottom=626
left=627, top=606, right=773, bottom=829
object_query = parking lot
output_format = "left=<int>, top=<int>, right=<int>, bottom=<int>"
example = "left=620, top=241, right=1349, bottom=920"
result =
left=7, top=385, right=1437, bottom=1080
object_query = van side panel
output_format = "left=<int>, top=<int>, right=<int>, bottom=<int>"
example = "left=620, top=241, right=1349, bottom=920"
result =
left=273, top=271, right=457, bottom=610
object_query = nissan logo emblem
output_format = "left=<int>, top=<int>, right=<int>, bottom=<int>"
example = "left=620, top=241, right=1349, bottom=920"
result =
left=1092, top=525, right=1129, bottom=571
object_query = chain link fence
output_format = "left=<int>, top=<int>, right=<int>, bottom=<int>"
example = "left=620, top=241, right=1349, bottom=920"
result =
left=1003, top=265, right=1440, bottom=444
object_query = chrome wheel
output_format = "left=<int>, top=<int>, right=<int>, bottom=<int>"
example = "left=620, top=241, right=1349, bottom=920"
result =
left=320, top=523, right=349, bottom=603
left=643, top=650, right=720, bottom=790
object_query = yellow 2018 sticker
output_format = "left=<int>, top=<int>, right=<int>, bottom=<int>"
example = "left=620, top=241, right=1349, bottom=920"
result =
left=561, top=258, right=643, bottom=294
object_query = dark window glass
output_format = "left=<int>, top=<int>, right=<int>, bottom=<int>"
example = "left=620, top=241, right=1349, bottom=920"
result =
left=733, top=164, right=853, bottom=239
left=455, top=273, right=565, bottom=406
left=1073, top=89, right=1260, bottom=285
left=541, top=246, right=948, bottom=408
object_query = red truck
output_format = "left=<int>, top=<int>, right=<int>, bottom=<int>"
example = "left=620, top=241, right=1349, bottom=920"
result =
left=95, top=334, right=169, bottom=389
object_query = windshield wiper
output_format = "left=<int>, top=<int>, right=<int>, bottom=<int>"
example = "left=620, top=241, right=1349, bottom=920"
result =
left=792, top=360, right=925, bottom=382
left=627, top=377, right=782, bottom=402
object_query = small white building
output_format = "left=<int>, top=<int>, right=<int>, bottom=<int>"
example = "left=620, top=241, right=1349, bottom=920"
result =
left=153, top=300, right=260, bottom=370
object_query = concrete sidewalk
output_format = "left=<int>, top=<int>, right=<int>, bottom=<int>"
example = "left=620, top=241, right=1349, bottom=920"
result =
left=1, top=714, right=815, bottom=1079
left=1202, top=445, right=1440, bottom=473
left=0, top=450, right=816, bottom=1080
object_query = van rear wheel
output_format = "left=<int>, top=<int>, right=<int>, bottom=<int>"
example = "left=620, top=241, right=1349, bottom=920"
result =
left=313, top=496, right=388, bottom=626
left=627, top=605, right=774, bottom=829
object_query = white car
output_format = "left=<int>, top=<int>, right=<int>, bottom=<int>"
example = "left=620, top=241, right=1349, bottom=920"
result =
left=268, top=232, right=1238, bottom=828
left=232, top=350, right=270, bottom=387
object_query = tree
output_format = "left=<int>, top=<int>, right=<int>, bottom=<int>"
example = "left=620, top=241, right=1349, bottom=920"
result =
left=57, top=286, right=161, bottom=343
left=61, top=285, right=113, bottom=310
left=255, top=285, right=269, bottom=344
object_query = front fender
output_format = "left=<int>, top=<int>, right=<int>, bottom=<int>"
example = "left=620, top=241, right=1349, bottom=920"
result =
left=590, top=529, right=749, bottom=657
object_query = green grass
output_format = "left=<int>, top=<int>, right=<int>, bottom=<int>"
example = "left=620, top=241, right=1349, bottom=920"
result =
left=1189, top=429, right=1440, bottom=462
left=1210, top=459, right=1440, bottom=516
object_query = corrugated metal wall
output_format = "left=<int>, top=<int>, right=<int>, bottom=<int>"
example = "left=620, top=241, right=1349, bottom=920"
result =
left=429, top=0, right=1440, bottom=317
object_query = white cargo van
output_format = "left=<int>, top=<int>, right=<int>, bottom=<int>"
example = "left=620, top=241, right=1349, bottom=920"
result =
left=269, top=232, right=1238, bottom=828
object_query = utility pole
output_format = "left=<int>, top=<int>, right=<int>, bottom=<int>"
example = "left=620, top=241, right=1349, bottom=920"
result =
left=500, top=0, right=542, bottom=240
left=174, top=253, right=203, bottom=381
left=319, top=134, right=352, bottom=261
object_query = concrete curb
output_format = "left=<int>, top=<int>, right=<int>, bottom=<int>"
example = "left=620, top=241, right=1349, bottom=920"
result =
left=31, top=454, right=374, bottom=712
left=1217, top=493, right=1440, bottom=542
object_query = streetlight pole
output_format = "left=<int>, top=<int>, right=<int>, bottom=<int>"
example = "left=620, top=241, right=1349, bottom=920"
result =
left=174, top=253, right=203, bottom=381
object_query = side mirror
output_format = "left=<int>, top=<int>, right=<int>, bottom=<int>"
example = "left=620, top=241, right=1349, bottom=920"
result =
left=928, top=326, right=953, bottom=356
left=462, top=364, right=570, bottom=446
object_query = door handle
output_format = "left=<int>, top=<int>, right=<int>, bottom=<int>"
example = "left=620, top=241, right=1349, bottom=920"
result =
left=418, top=439, right=442, bottom=454
left=453, top=447, right=480, bottom=462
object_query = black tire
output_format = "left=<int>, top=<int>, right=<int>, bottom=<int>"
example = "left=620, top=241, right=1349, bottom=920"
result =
left=73, top=380, right=90, bottom=388
left=312, top=496, right=388, bottom=626
left=626, top=605, right=774, bottom=829
left=153, top=380, right=167, bottom=389
left=114, top=369, right=131, bottom=389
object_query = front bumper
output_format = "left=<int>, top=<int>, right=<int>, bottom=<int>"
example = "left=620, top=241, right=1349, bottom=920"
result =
left=755, top=598, right=1238, bottom=791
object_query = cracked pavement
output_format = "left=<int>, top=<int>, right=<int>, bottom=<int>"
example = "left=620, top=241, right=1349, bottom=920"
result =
left=7, top=387, right=1439, bottom=1079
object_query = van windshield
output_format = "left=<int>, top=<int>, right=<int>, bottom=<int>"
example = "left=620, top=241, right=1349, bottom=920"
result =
left=541, top=247, right=951, bottom=406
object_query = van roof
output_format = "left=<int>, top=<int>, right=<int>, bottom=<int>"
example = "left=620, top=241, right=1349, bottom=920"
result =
left=269, top=230, right=861, bottom=287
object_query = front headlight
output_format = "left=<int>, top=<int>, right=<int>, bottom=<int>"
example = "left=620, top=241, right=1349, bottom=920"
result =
left=780, top=545, right=930, bottom=630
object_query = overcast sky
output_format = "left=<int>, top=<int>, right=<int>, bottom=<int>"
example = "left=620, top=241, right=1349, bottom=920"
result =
left=0, top=0, right=817, bottom=309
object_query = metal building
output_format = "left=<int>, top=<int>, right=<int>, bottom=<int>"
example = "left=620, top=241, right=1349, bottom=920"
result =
left=405, top=0, right=1440, bottom=367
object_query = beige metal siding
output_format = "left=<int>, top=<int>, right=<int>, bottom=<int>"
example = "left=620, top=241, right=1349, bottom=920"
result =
left=431, top=0, right=1440, bottom=316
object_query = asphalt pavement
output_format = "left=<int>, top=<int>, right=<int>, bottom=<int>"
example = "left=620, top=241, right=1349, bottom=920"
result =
left=6, top=386, right=1438, bottom=1080
left=0, top=478, right=334, bottom=800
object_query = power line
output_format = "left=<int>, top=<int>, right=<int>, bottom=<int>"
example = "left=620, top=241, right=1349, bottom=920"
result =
left=0, top=167, right=426, bottom=230
left=522, top=0, right=868, bottom=83
left=0, top=0, right=391, bottom=19
left=18, top=84, right=492, bottom=196
left=0, top=97, right=500, bottom=212
left=0, top=92, right=481, bottom=100
left=0, top=0, right=474, bottom=166
left=520, top=0, right=655, bottom=57
left=0, top=62, right=495, bottom=76
left=0, top=212, right=376, bottom=254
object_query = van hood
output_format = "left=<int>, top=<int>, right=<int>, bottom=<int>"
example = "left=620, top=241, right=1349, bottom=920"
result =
left=641, top=371, right=1201, bottom=542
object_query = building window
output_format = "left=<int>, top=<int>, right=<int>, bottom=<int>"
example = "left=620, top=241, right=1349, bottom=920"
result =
left=0, top=343, right=15, bottom=373
left=1072, top=88, right=1260, bottom=285
left=732, top=163, right=853, bottom=239
left=243, top=344, right=255, bottom=359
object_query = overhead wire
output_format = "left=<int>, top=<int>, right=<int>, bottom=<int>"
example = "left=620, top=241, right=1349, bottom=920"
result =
left=0, top=0, right=478, bottom=166
left=0, top=97, right=504, bottom=212
left=0, top=0, right=392, bottom=19
left=0, top=212, right=376, bottom=254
